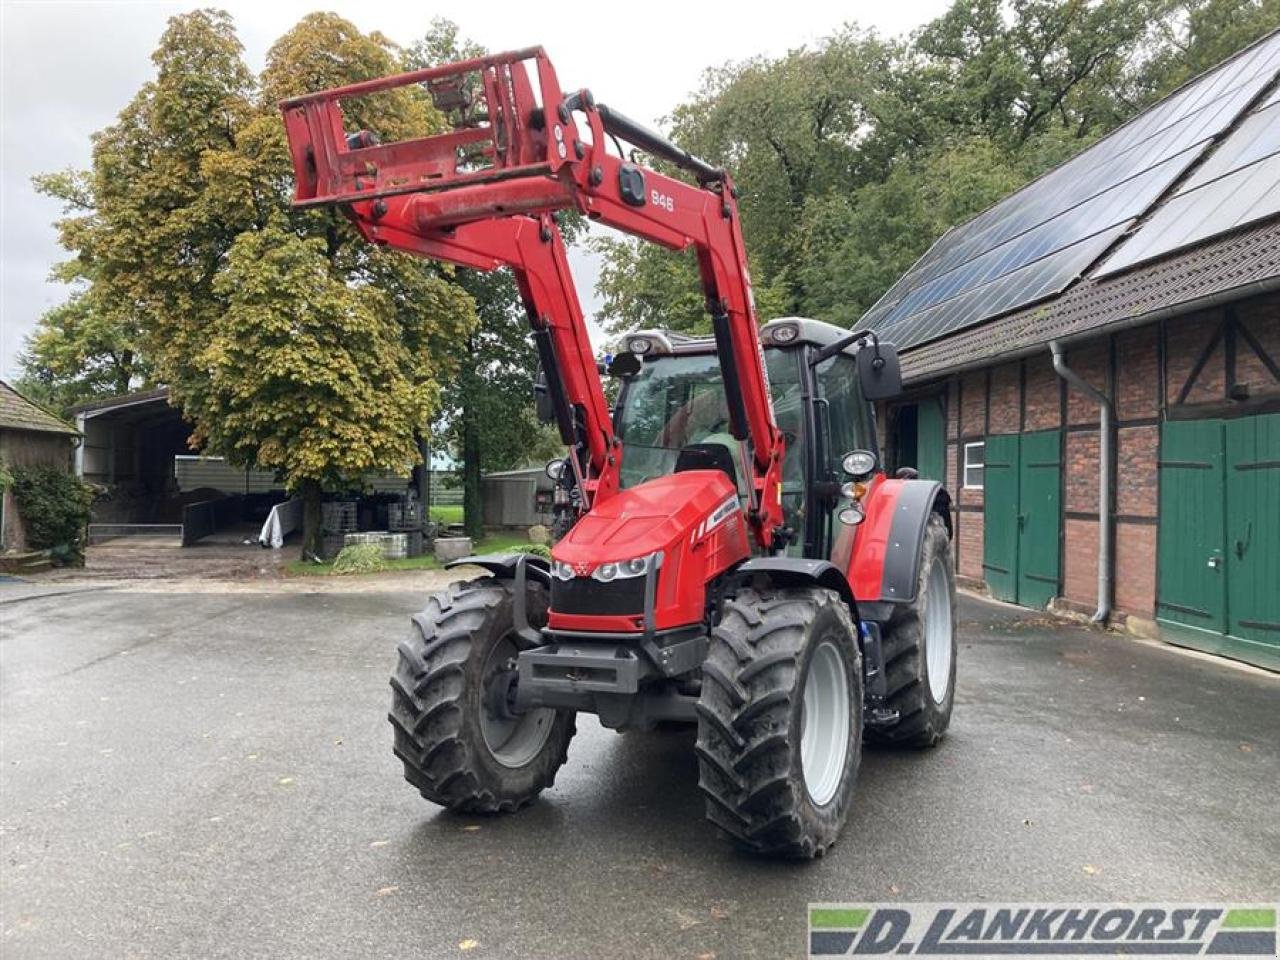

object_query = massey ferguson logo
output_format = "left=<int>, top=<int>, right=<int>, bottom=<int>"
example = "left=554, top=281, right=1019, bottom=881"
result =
left=572, top=561, right=592, bottom=576
left=692, top=494, right=741, bottom=544
left=809, top=904, right=1278, bottom=958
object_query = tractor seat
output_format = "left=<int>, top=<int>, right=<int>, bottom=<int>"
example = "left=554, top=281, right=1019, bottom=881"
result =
left=674, top=442, right=738, bottom=491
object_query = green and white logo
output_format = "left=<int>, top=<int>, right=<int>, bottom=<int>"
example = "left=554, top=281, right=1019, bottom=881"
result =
left=809, top=904, right=1278, bottom=959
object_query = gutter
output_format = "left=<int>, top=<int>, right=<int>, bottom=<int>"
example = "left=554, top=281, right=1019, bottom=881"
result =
left=1050, top=341, right=1113, bottom=623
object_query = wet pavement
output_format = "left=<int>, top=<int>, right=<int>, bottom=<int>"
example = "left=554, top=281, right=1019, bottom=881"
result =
left=2, top=585, right=1277, bottom=959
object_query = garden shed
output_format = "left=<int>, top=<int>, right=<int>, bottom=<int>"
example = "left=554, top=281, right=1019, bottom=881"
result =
left=0, top=380, right=81, bottom=553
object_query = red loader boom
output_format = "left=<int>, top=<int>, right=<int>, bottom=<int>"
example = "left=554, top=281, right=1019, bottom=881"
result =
left=281, top=47, right=786, bottom=548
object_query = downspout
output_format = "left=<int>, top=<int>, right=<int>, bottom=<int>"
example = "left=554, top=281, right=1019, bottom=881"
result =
left=1050, top=341, right=1113, bottom=624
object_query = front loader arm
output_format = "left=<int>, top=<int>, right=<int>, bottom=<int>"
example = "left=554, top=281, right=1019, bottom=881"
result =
left=280, top=47, right=784, bottom=548
left=359, top=208, right=620, bottom=508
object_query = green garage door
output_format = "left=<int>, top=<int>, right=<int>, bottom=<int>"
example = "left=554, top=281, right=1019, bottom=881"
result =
left=1158, top=413, right=1280, bottom=670
left=983, top=435, right=1020, bottom=602
left=1157, top=419, right=1226, bottom=633
left=917, top=397, right=946, bottom=483
left=983, top=430, right=1062, bottom=607
left=1018, top=430, right=1062, bottom=608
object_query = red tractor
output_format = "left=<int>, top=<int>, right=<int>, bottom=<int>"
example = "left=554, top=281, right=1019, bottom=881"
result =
left=281, top=48, right=956, bottom=858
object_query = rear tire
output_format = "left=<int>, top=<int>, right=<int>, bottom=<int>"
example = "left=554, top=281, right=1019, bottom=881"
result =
left=389, top=577, right=576, bottom=813
left=695, top=586, right=862, bottom=859
left=866, top=513, right=956, bottom=748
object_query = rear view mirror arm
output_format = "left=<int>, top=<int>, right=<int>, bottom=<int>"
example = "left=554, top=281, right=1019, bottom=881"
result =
left=810, top=330, right=876, bottom=367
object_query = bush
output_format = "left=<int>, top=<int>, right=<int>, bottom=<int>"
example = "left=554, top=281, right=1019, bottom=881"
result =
left=331, top=542, right=388, bottom=575
left=518, top=543, right=551, bottom=559
left=10, top=466, right=94, bottom=566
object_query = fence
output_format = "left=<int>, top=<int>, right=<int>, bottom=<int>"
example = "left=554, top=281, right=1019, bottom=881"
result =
left=181, top=495, right=245, bottom=545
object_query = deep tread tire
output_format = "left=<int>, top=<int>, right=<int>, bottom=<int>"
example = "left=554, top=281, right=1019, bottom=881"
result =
left=389, top=577, right=575, bottom=814
left=866, top=513, right=957, bottom=748
left=696, top=586, right=863, bottom=859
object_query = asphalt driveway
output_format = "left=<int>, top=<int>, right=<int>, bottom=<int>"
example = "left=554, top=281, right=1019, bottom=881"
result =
left=2, top=583, right=1277, bottom=959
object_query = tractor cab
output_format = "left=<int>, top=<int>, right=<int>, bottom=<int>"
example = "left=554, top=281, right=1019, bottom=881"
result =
left=608, top=318, right=899, bottom=564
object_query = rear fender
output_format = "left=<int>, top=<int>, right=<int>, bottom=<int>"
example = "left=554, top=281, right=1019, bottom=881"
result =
left=848, top=478, right=950, bottom=616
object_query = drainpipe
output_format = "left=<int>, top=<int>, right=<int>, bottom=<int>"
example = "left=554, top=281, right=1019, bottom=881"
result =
left=1050, top=340, right=1113, bottom=624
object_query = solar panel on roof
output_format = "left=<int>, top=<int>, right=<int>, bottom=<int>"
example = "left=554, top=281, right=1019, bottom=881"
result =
left=1097, top=95, right=1280, bottom=276
left=857, top=28, right=1280, bottom=351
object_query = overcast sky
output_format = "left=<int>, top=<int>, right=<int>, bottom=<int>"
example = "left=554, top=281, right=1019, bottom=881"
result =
left=0, top=0, right=949, bottom=383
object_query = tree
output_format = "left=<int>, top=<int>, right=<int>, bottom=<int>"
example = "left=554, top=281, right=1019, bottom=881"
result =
left=191, top=12, right=471, bottom=556
left=1136, top=0, right=1280, bottom=100
left=405, top=20, right=569, bottom=539
left=200, top=224, right=448, bottom=551
left=18, top=171, right=148, bottom=410
left=591, top=0, right=1272, bottom=336
left=31, top=10, right=474, bottom=557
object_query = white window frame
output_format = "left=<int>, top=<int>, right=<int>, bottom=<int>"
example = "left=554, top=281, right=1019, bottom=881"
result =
left=963, top=441, right=985, bottom=489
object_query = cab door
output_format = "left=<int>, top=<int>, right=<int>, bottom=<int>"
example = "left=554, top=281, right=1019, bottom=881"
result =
left=813, top=352, right=876, bottom=565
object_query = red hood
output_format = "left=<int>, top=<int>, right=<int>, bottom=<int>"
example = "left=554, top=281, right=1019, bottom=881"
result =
left=552, top=470, right=736, bottom=574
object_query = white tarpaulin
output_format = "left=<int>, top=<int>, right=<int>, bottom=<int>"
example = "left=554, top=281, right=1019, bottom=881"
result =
left=259, top=498, right=303, bottom=549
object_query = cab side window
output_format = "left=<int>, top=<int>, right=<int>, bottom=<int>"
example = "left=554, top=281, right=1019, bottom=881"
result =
left=815, top=354, right=873, bottom=471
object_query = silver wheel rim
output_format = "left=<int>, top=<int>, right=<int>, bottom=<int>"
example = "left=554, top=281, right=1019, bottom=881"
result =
left=480, top=635, right=555, bottom=768
left=924, top=562, right=953, bottom=704
left=800, top=640, right=850, bottom=806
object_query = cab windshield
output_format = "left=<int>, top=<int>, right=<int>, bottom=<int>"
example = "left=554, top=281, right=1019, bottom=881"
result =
left=614, top=350, right=807, bottom=540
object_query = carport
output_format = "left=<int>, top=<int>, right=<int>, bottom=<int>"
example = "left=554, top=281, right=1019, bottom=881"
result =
left=69, top=389, right=286, bottom=545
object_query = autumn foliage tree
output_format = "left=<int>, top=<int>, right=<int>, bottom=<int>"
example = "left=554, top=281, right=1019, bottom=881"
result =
left=25, top=9, right=474, bottom=556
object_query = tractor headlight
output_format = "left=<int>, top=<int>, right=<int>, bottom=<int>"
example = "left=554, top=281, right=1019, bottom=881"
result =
left=841, top=449, right=877, bottom=480
left=550, top=560, right=575, bottom=581
left=591, top=552, right=662, bottom=582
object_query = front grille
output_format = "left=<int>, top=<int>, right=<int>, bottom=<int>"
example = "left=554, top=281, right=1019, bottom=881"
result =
left=551, top=576, right=645, bottom=616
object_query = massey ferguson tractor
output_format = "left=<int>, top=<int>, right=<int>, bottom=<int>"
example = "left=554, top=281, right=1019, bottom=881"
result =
left=281, top=48, right=956, bottom=858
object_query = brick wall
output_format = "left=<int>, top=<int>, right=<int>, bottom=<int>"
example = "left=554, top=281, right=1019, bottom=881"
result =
left=1063, top=518, right=1098, bottom=609
left=1060, top=342, right=1113, bottom=613
left=988, top=362, right=1019, bottom=435
left=1115, top=524, right=1156, bottom=618
left=1024, top=355, right=1061, bottom=431
left=1235, top=296, right=1280, bottom=398
left=957, top=509, right=984, bottom=583
left=1165, top=310, right=1223, bottom=405
left=1116, top=426, right=1158, bottom=518
left=1115, top=325, right=1160, bottom=420
left=888, top=293, right=1277, bottom=622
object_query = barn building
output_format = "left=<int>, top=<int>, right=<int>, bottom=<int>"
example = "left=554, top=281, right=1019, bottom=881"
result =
left=0, top=380, right=81, bottom=553
left=861, top=30, right=1280, bottom=671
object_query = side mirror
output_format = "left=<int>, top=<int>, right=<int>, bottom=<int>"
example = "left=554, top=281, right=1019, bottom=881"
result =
left=606, top=352, right=642, bottom=378
left=534, top=367, right=555, bottom=424
left=857, top=340, right=902, bottom=400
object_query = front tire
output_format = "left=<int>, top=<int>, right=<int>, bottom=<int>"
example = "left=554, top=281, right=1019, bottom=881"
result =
left=695, top=586, right=863, bottom=859
left=866, top=513, right=956, bottom=748
left=389, top=577, right=576, bottom=813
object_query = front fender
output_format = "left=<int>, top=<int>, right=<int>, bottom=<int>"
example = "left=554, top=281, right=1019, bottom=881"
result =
left=444, top=552, right=550, bottom=587
left=847, top=477, right=950, bottom=614
left=735, top=557, right=860, bottom=622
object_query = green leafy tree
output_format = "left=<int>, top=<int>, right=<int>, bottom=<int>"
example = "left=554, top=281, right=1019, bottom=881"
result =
left=10, top=466, right=94, bottom=566
left=30, top=10, right=474, bottom=557
left=19, top=171, right=148, bottom=410
left=405, top=20, right=569, bottom=539
left=593, top=0, right=1194, bottom=334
